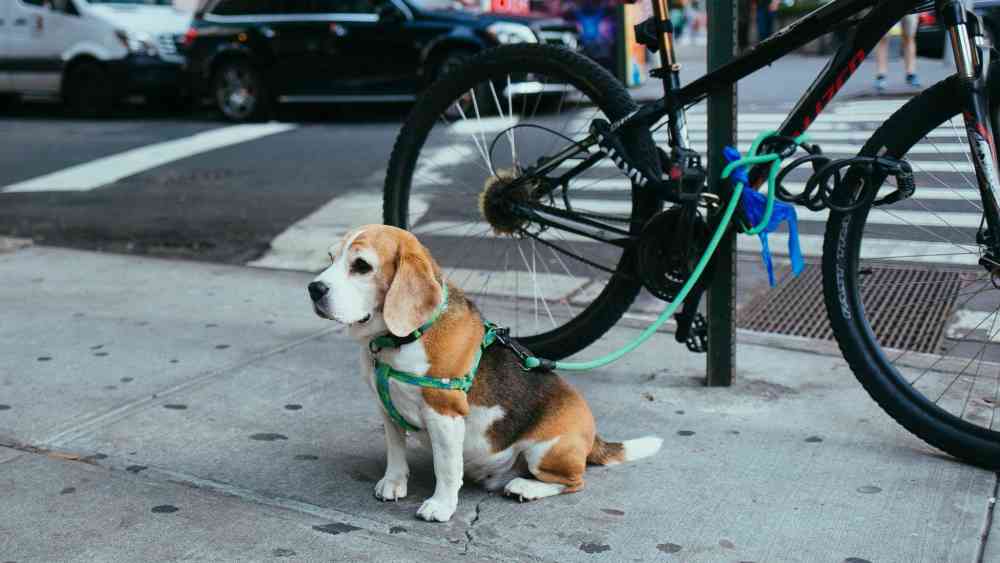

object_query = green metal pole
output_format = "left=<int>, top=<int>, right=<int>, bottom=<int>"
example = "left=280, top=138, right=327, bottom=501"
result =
left=706, top=0, right=737, bottom=387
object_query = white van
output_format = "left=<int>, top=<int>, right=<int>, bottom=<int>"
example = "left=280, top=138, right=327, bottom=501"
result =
left=0, top=0, right=192, bottom=114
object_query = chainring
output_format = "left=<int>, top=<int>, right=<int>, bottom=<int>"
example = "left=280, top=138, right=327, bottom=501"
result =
left=637, top=206, right=711, bottom=301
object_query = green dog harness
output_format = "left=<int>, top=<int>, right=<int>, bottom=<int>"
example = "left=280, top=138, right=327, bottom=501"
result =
left=369, top=284, right=497, bottom=432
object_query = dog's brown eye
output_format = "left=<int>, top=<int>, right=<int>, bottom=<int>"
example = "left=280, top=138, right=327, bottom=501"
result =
left=351, top=258, right=372, bottom=274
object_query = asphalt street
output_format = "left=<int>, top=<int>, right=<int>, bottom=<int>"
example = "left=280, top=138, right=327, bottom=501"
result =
left=3, top=50, right=996, bottom=366
left=0, top=50, right=955, bottom=264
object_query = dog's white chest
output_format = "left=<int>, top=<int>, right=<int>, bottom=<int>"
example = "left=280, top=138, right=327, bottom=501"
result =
left=360, top=344, right=429, bottom=430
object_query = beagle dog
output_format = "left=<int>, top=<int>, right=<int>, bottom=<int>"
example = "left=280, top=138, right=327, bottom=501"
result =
left=308, top=225, right=662, bottom=522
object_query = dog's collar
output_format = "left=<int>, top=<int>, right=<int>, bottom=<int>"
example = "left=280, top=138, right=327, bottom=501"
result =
left=368, top=284, right=449, bottom=354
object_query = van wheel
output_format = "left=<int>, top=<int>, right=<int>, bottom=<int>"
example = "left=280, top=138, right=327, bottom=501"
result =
left=65, top=62, right=114, bottom=117
left=213, top=60, right=269, bottom=122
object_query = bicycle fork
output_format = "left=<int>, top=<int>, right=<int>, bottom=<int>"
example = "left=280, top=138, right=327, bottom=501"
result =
left=942, top=0, right=1000, bottom=265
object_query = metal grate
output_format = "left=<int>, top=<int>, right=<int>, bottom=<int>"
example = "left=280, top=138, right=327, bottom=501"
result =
left=738, top=264, right=964, bottom=354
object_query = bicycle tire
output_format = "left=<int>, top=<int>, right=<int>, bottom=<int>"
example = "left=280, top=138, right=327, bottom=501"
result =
left=384, top=45, right=661, bottom=360
left=823, top=74, right=1000, bottom=468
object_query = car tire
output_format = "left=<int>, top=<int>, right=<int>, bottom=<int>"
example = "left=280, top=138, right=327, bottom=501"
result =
left=64, top=61, right=114, bottom=117
left=0, top=94, right=20, bottom=113
left=213, top=59, right=270, bottom=122
left=432, top=49, right=497, bottom=116
left=433, top=50, right=477, bottom=82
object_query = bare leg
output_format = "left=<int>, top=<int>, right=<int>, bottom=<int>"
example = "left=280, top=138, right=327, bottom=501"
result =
left=876, top=35, right=890, bottom=76
left=903, top=33, right=917, bottom=75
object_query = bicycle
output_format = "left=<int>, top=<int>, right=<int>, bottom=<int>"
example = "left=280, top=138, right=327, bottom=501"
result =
left=383, top=0, right=1000, bottom=469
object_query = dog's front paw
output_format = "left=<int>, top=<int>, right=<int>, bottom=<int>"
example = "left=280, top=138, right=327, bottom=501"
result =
left=374, top=476, right=408, bottom=501
left=416, top=497, right=456, bottom=522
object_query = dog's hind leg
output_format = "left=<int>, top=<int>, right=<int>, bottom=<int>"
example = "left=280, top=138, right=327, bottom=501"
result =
left=503, top=435, right=587, bottom=501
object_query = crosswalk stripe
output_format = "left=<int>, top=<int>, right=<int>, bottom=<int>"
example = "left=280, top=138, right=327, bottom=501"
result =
left=410, top=222, right=980, bottom=267
left=676, top=142, right=969, bottom=154
left=415, top=203, right=984, bottom=235
left=2, top=123, right=298, bottom=193
left=249, top=192, right=429, bottom=272
left=682, top=128, right=961, bottom=141
left=743, top=233, right=979, bottom=266
left=569, top=179, right=984, bottom=202
left=583, top=158, right=974, bottom=173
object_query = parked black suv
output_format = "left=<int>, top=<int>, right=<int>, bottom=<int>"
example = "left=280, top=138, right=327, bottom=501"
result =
left=183, top=0, right=579, bottom=121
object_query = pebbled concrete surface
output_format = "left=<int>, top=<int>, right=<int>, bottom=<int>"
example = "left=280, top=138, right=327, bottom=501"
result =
left=0, top=245, right=996, bottom=562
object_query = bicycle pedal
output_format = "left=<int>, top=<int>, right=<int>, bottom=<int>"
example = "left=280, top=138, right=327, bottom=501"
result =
left=684, top=313, right=708, bottom=353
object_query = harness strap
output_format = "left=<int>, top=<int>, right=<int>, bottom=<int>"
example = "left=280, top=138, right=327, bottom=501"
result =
left=374, top=322, right=497, bottom=432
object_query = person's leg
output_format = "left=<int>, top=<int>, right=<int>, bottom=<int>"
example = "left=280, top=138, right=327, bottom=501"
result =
left=901, top=14, right=920, bottom=86
left=875, top=35, right=889, bottom=92
left=756, top=4, right=771, bottom=41
left=739, top=1, right=751, bottom=49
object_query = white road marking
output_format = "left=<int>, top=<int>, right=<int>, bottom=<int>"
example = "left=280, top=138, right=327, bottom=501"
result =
left=584, top=158, right=974, bottom=173
left=946, top=309, right=1000, bottom=342
left=413, top=221, right=981, bottom=266
left=249, top=192, right=429, bottom=272
left=2, top=123, right=297, bottom=193
left=677, top=142, right=969, bottom=154
left=448, top=116, right=518, bottom=135
left=442, top=267, right=587, bottom=301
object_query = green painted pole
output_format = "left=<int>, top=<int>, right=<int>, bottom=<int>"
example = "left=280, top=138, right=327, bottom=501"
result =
left=706, top=0, right=737, bottom=387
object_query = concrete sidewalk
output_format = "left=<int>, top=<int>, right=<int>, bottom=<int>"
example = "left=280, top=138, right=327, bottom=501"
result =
left=1, top=243, right=997, bottom=562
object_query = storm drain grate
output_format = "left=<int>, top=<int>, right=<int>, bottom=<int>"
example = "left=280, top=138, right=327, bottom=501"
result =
left=738, top=264, right=964, bottom=354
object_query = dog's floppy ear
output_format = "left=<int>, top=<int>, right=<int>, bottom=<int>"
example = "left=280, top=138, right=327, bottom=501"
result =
left=383, top=248, right=443, bottom=337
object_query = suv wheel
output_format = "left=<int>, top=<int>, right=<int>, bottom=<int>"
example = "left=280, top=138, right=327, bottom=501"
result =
left=64, top=61, right=114, bottom=117
left=0, top=94, right=20, bottom=113
left=213, top=60, right=269, bottom=122
left=434, top=50, right=476, bottom=82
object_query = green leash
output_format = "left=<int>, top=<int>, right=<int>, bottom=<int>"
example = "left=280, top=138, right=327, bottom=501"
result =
left=521, top=131, right=807, bottom=372
left=373, top=131, right=804, bottom=431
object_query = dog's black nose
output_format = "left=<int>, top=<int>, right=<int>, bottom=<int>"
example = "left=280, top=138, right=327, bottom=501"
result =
left=308, top=281, right=329, bottom=302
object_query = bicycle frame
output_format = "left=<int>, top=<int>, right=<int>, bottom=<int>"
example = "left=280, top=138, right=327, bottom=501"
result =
left=523, top=0, right=1000, bottom=260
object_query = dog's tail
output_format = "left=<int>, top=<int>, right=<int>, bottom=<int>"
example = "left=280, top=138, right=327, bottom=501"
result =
left=586, top=435, right=663, bottom=466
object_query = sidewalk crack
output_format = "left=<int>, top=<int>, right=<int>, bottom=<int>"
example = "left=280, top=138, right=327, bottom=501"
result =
left=974, top=472, right=998, bottom=563
left=463, top=494, right=488, bottom=555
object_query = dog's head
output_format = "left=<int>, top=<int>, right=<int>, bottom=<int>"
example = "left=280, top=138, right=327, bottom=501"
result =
left=308, top=225, right=445, bottom=339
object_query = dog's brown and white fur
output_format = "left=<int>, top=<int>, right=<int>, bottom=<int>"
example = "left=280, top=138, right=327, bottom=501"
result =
left=309, top=225, right=662, bottom=522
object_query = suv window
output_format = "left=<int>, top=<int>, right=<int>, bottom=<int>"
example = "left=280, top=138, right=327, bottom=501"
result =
left=211, top=0, right=282, bottom=15
left=211, top=0, right=374, bottom=15
left=314, top=0, right=375, bottom=14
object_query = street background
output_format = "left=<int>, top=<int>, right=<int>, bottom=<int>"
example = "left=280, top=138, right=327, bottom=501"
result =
left=2, top=26, right=999, bottom=563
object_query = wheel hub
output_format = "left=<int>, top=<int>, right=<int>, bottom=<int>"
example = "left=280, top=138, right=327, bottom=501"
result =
left=479, top=169, right=536, bottom=236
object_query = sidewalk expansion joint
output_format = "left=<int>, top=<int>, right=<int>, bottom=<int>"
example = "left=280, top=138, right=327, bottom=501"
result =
left=39, top=325, right=343, bottom=448
left=0, top=436, right=106, bottom=467
left=974, top=473, right=999, bottom=563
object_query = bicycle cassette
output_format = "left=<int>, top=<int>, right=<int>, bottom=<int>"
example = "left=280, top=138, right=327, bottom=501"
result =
left=637, top=207, right=711, bottom=301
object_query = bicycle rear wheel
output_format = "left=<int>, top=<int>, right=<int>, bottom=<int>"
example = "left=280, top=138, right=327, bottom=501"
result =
left=823, top=75, right=1000, bottom=467
left=383, top=45, right=660, bottom=359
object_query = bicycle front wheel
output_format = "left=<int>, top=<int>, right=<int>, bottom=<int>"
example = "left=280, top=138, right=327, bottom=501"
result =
left=823, top=75, right=1000, bottom=467
left=384, top=45, right=660, bottom=360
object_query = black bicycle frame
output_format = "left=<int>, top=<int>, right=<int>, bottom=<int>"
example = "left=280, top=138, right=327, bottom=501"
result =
left=525, top=0, right=1000, bottom=256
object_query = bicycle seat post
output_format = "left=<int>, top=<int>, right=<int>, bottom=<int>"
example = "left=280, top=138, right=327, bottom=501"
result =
left=648, top=0, right=689, bottom=149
